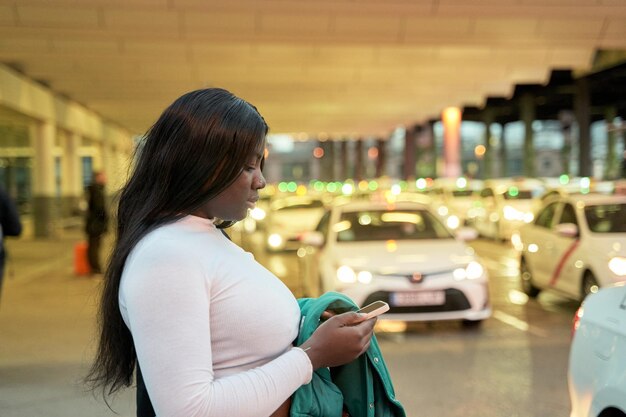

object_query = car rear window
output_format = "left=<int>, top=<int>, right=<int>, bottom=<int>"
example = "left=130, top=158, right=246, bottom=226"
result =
left=584, top=203, right=626, bottom=233
left=334, top=209, right=453, bottom=242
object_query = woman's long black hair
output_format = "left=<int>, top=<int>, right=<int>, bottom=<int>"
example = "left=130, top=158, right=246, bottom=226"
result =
left=85, top=88, right=268, bottom=400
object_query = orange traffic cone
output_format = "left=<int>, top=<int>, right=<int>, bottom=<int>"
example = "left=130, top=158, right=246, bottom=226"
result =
left=74, top=241, right=91, bottom=276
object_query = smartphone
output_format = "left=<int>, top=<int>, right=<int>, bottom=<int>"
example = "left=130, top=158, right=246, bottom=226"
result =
left=357, top=301, right=390, bottom=320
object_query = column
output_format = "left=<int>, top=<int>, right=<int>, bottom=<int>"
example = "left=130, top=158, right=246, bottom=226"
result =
left=403, top=125, right=417, bottom=181
left=61, top=131, right=83, bottom=217
left=605, top=107, right=618, bottom=179
left=320, top=140, right=335, bottom=182
left=442, top=107, right=462, bottom=178
left=559, top=110, right=575, bottom=176
left=375, top=138, right=386, bottom=178
left=482, top=109, right=495, bottom=179
left=354, top=139, right=364, bottom=181
left=32, top=121, right=57, bottom=238
left=575, top=78, right=592, bottom=178
left=520, top=93, right=536, bottom=177
left=339, top=140, right=348, bottom=180
left=310, top=139, right=322, bottom=181
left=500, top=123, right=509, bottom=177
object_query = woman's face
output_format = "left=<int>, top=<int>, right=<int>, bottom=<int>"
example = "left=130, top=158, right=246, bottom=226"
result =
left=193, top=150, right=266, bottom=221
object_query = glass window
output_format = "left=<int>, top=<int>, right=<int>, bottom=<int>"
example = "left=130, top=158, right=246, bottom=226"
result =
left=334, top=209, right=453, bottom=242
left=558, top=204, right=578, bottom=226
left=535, top=202, right=558, bottom=228
left=315, top=210, right=331, bottom=236
left=585, top=204, right=626, bottom=233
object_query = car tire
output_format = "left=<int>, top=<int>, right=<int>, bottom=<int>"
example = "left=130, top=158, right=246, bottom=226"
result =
left=520, top=257, right=541, bottom=298
left=581, top=271, right=599, bottom=299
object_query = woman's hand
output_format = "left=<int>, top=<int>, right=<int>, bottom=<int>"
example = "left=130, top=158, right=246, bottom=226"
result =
left=299, top=312, right=376, bottom=369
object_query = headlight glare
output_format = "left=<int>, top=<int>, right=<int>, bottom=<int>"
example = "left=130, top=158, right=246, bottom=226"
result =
left=337, top=265, right=357, bottom=283
left=466, top=261, right=484, bottom=279
left=608, top=257, right=626, bottom=276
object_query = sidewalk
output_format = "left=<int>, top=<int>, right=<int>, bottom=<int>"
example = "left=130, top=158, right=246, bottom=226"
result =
left=0, top=229, right=134, bottom=417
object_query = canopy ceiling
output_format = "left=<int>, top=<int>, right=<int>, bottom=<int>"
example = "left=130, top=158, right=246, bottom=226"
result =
left=0, top=0, right=625, bottom=138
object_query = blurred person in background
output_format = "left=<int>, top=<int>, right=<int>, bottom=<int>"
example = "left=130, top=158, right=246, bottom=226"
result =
left=85, top=171, right=108, bottom=276
left=0, top=186, right=22, bottom=306
left=85, top=88, right=376, bottom=417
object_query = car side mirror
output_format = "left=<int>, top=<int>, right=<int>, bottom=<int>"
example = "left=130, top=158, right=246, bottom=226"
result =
left=555, top=223, right=578, bottom=238
left=455, top=227, right=479, bottom=241
left=300, top=231, right=325, bottom=247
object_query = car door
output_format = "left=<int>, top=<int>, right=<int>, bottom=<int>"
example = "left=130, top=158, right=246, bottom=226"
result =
left=549, top=202, right=581, bottom=296
left=523, top=201, right=560, bottom=287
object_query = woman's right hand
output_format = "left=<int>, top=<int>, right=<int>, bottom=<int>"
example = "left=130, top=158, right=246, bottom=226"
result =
left=299, top=312, right=376, bottom=369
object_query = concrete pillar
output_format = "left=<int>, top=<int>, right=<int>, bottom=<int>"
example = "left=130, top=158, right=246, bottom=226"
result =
left=520, top=93, right=536, bottom=177
left=605, top=107, right=618, bottom=179
left=339, top=140, right=348, bottom=180
left=354, top=139, right=364, bottom=181
left=375, top=139, right=386, bottom=178
left=559, top=110, right=575, bottom=177
left=482, top=109, right=495, bottom=179
left=575, top=78, right=592, bottom=178
left=403, top=125, right=417, bottom=181
left=32, top=121, right=57, bottom=237
left=320, top=140, right=335, bottom=182
left=425, top=122, right=437, bottom=178
left=310, top=140, right=322, bottom=181
left=442, top=107, right=462, bottom=178
left=60, top=131, right=83, bottom=217
left=500, top=123, right=509, bottom=177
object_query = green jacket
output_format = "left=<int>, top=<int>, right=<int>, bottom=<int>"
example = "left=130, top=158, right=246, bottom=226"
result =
left=291, top=292, right=406, bottom=417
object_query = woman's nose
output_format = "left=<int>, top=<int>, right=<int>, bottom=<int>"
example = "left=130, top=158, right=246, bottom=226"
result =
left=255, top=172, right=266, bottom=189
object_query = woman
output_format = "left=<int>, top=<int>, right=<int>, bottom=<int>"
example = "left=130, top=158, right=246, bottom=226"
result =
left=85, top=88, right=376, bottom=417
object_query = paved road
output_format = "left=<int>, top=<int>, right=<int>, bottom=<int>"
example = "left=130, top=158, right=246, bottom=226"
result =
left=245, top=233, right=578, bottom=417
left=0, top=229, right=578, bottom=416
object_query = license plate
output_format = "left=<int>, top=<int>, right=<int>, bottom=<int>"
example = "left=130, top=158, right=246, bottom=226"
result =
left=390, top=291, right=445, bottom=306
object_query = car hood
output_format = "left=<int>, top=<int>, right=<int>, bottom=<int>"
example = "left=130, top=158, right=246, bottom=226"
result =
left=331, top=239, right=476, bottom=274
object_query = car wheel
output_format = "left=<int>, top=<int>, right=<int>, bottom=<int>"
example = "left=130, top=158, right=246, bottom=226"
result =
left=520, top=257, right=541, bottom=298
left=581, top=271, right=599, bottom=299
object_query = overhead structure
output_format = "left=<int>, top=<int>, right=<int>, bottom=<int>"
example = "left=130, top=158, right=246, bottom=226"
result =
left=0, top=0, right=625, bottom=137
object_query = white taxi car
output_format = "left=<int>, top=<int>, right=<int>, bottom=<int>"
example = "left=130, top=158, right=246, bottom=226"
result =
left=518, top=193, right=626, bottom=301
left=264, top=195, right=326, bottom=251
left=297, top=198, right=491, bottom=325
left=473, top=178, right=544, bottom=241
left=568, top=283, right=626, bottom=417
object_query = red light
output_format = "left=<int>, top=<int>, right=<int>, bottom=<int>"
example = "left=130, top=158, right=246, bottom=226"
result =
left=367, top=147, right=378, bottom=160
left=313, top=147, right=324, bottom=158
left=571, top=306, right=584, bottom=337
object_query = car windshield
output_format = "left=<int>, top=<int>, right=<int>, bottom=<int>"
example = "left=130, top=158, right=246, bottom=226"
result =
left=334, top=209, right=453, bottom=242
left=452, top=190, right=474, bottom=197
left=584, top=203, right=626, bottom=233
left=503, top=189, right=533, bottom=200
left=275, top=200, right=324, bottom=211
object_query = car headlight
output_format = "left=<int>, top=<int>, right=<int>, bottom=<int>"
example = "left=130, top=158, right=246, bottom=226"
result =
left=503, top=205, right=522, bottom=221
left=336, top=266, right=373, bottom=284
left=268, top=234, right=283, bottom=248
left=446, top=215, right=460, bottom=229
left=453, top=261, right=484, bottom=280
left=608, top=257, right=626, bottom=276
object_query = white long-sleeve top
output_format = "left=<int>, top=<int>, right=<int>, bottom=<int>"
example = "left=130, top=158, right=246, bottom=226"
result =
left=119, top=215, right=313, bottom=417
